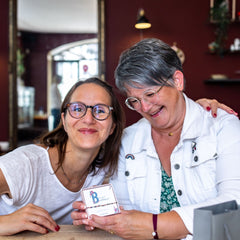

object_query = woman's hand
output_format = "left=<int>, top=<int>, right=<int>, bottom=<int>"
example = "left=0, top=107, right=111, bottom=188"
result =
left=196, top=98, right=238, bottom=118
left=87, top=209, right=153, bottom=239
left=0, top=203, right=60, bottom=236
left=71, top=201, right=94, bottom=231
left=86, top=209, right=188, bottom=240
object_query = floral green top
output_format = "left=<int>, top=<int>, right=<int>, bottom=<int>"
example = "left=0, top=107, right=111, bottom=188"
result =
left=160, top=166, right=180, bottom=213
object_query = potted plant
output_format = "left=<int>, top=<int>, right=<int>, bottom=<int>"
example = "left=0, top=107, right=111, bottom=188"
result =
left=209, top=0, right=231, bottom=55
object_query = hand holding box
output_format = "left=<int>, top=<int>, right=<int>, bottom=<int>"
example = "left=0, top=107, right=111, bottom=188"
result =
left=81, top=184, right=120, bottom=217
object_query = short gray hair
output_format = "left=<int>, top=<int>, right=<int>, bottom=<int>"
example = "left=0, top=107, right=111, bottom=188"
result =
left=115, top=38, right=183, bottom=94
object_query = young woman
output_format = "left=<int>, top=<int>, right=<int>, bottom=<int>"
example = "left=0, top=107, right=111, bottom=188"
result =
left=0, top=77, right=125, bottom=235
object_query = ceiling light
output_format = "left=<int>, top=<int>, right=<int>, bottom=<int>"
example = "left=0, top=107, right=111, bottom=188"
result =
left=135, top=8, right=151, bottom=30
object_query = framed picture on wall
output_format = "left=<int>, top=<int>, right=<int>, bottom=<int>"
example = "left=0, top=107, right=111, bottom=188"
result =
left=210, top=0, right=237, bottom=21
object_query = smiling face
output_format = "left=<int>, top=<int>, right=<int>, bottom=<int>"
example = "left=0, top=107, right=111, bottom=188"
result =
left=125, top=72, right=186, bottom=132
left=62, top=83, right=115, bottom=153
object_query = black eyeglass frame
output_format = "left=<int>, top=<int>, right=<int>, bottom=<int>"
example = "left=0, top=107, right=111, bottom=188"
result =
left=65, top=102, right=113, bottom=121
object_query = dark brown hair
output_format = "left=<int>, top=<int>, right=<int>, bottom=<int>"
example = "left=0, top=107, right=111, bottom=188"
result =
left=38, top=78, right=125, bottom=177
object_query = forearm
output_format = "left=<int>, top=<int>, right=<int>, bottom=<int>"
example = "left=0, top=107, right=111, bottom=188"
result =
left=130, top=211, right=189, bottom=240
left=156, top=211, right=189, bottom=240
left=0, top=215, right=11, bottom=236
left=89, top=209, right=189, bottom=240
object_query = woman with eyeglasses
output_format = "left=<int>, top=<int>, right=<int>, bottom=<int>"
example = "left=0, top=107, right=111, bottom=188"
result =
left=0, top=77, right=125, bottom=235
left=73, top=39, right=240, bottom=240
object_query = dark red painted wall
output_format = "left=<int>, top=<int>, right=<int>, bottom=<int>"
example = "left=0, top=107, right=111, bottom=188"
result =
left=0, top=1, right=239, bottom=141
left=0, top=0, right=9, bottom=141
left=104, top=0, right=240, bottom=126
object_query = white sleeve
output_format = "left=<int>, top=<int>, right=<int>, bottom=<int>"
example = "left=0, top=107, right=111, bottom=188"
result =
left=0, top=146, right=38, bottom=205
left=174, top=114, right=240, bottom=234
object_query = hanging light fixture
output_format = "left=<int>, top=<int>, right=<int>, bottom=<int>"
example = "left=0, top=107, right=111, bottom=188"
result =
left=135, top=8, right=151, bottom=29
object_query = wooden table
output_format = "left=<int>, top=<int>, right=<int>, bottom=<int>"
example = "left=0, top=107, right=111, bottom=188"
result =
left=0, top=225, right=124, bottom=240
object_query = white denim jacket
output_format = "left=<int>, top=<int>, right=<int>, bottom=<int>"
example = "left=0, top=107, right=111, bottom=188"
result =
left=110, top=94, right=240, bottom=239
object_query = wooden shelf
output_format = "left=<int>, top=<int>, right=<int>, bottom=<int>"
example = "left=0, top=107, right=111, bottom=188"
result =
left=208, top=50, right=240, bottom=55
left=205, top=79, right=240, bottom=84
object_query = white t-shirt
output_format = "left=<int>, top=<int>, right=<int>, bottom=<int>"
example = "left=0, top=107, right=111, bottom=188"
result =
left=0, top=145, right=106, bottom=224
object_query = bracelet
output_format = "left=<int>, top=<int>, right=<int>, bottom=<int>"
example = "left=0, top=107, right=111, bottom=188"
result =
left=152, top=214, right=159, bottom=239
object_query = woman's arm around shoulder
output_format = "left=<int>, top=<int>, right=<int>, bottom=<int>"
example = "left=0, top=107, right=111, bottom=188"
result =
left=196, top=98, right=238, bottom=118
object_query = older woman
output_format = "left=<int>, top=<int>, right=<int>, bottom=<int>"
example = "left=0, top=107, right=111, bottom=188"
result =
left=0, top=77, right=125, bottom=235
left=74, top=39, right=240, bottom=240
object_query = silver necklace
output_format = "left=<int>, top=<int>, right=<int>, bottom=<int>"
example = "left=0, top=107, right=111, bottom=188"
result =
left=61, top=166, right=88, bottom=185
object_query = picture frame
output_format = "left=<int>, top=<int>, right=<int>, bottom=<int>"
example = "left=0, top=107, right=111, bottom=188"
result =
left=210, top=0, right=237, bottom=21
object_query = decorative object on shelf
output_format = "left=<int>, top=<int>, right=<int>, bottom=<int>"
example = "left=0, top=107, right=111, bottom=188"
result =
left=206, top=72, right=240, bottom=84
left=211, top=74, right=228, bottom=79
left=230, top=38, right=240, bottom=52
left=171, top=42, right=185, bottom=64
left=209, top=0, right=231, bottom=55
left=135, top=8, right=151, bottom=29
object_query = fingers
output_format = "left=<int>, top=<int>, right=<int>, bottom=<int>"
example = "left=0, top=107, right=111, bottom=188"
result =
left=72, top=201, right=86, bottom=210
left=71, top=201, right=89, bottom=226
left=85, top=225, right=95, bottom=231
left=218, top=103, right=238, bottom=116
left=209, top=100, right=239, bottom=118
left=1, top=203, right=60, bottom=235
left=207, top=99, right=218, bottom=118
left=196, top=98, right=238, bottom=118
left=196, top=98, right=216, bottom=117
left=196, top=98, right=210, bottom=109
left=72, top=212, right=95, bottom=231
left=26, top=213, right=59, bottom=234
left=88, top=214, right=115, bottom=232
left=21, top=222, right=50, bottom=235
left=23, top=204, right=59, bottom=233
left=71, top=211, right=89, bottom=225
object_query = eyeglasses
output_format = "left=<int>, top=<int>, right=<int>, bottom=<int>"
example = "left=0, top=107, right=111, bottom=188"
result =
left=65, top=102, right=113, bottom=121
left=125, top=86, right=163, bottom=111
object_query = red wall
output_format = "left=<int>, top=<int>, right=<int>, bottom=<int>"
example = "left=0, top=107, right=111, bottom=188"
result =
left=0, top=0, right=9, bottom=141
left=0, top=0, right=239, bottom=141
left=104, top=0, right=240, bottom=126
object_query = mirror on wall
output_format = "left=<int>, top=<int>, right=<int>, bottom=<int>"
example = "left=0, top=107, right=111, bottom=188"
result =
left=9, top=0, right=105, bottom=149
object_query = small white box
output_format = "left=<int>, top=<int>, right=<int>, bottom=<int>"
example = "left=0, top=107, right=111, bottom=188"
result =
left=81, top=184, right=120, bottom=217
